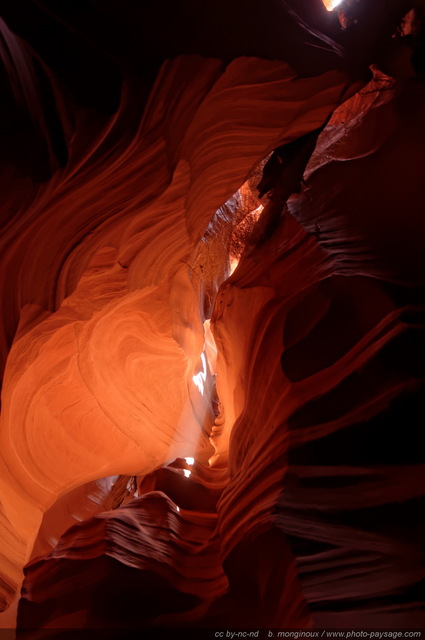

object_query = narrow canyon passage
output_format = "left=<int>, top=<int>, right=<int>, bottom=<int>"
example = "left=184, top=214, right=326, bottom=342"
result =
left=0, top=0, right=424, bottom=634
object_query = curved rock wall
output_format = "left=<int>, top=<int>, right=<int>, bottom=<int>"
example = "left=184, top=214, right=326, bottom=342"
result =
left=0, top=0, right=424, bottom=632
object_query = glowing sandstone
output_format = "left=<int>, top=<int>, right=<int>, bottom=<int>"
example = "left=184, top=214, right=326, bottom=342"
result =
left=0, top=41, right=349, bottom=611
left=1, top=0, right=425, bottom=631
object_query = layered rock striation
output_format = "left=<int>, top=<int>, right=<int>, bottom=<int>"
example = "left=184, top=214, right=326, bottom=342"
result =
left=0, top=0, right=424, bottom=632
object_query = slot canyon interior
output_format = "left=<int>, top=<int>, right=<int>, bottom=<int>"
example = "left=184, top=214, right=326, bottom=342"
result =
left=0, top=0, right=425, bottom=636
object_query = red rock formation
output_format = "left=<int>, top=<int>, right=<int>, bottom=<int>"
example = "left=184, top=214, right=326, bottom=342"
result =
left=0, top=0, right=424, bottom=634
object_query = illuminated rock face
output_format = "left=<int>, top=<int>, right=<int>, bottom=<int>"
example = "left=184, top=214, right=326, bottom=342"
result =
left=0, top=0, right=424, bottom=632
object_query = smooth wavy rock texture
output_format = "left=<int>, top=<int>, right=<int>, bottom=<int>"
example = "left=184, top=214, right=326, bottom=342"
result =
left=0, top=0, right=424, bottom=633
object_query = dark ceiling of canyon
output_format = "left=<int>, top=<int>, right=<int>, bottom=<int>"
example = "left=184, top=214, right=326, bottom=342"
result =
left=0, top=0, right=424, bottom=636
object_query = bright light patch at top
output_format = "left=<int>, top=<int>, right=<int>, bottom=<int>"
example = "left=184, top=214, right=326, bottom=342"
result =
left=229, top=258, right=239, bottom=276
left=322, top=0, right=343, bottom=10
left=185, top=457, right=195, bottom=466
left=252, top=204, right=264, bottom=216
left=192, top=353, right=207, bottom=395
